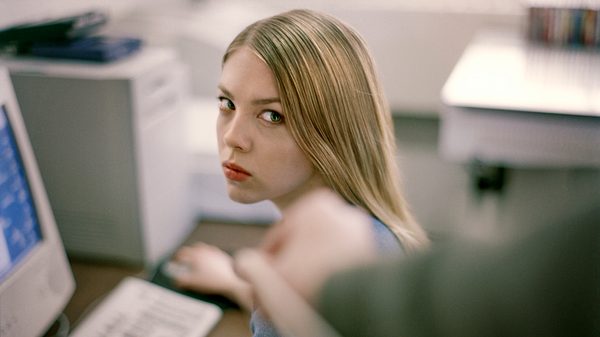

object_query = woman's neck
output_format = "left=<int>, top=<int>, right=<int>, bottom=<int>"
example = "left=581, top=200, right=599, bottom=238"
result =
left=272, top=175, right=327, bottom=215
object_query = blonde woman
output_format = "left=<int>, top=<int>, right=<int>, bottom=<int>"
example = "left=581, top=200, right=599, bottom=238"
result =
left=171, top=9, right=429, bottom=336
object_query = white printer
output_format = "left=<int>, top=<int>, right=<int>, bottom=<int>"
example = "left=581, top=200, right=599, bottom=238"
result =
left=3, top=47, right=195, bottom=266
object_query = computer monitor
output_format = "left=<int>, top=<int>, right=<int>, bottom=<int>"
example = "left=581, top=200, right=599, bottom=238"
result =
left=0, top=66, right=75, bottom=337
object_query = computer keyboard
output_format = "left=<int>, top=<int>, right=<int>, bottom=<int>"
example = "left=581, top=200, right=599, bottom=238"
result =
left=69, top=277, right=222, bottom=337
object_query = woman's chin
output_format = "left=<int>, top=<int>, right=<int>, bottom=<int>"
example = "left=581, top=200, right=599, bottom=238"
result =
left=227, top=191, right=262, bottom=205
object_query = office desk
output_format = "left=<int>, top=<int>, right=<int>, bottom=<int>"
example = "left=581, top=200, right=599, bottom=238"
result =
left=61, top=221, right=268, bottom=337
left=440, top=29, right=600, bottom=168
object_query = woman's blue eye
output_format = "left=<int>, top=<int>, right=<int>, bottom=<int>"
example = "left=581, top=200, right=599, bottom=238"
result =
left=258, top=111, right=284, bottom=124
left=218, top=97, right=235, bottom=111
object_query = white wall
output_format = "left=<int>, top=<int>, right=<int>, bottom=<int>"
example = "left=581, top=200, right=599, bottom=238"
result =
left=101, top=0, right=526, bottom=116
left=257, top=0, right=526, bottom=115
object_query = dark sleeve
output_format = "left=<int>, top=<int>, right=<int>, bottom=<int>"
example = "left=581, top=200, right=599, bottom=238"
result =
left=318, top=208, right=600, bottom=337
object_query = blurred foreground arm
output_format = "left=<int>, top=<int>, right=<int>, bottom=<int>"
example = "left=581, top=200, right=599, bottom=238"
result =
left=245, top=188, right=378, bottom=304
left=317, top=206, right=600, bottom=337
left=234, top=189, right=378, bottom=336
left=236, top=189, right=599, bottom=337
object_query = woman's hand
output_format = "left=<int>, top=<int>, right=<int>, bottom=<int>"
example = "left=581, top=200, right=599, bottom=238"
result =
left=172, top=242, right=253, bottom=311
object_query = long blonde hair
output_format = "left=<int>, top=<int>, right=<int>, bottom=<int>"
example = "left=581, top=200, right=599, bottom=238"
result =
left=223, top=9, right=428, bottom=251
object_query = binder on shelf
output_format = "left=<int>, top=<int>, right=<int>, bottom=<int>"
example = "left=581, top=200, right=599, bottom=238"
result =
left=30, top=36, right=143, bottom=62
left=0, top=11, right=108, bottom=47
left=526, top=1, right=600, bottom=47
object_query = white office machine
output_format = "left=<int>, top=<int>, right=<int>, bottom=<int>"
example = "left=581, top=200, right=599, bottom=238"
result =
left=440, top=30, right=600, bottom=168
left=0, top=66, right=75, bottom=336
left=2, top=47, right=195, bottom=266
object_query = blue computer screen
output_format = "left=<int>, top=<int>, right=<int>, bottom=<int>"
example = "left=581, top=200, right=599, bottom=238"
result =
left=0, top=105, right=43, bottom=282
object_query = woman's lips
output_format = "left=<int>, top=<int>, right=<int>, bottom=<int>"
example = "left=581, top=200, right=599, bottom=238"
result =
left=222, top=162, right=252, bottom=182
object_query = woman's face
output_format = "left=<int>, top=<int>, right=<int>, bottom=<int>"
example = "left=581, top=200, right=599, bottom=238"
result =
left=217, top=46, right=324, bottom=211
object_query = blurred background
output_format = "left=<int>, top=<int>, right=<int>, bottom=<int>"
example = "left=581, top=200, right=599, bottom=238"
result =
left=1, top=0, right=598, bottom=248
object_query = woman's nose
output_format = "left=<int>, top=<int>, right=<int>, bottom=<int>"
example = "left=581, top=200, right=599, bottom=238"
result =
left=222, top=112, right=252, bottom=152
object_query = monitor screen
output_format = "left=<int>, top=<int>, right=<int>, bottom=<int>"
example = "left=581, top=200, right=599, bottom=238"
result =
left=0, top=104, right=43, bottom=282
left=0, top=66, right=74, bottom=337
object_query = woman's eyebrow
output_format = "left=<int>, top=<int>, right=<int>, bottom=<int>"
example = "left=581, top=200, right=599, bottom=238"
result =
left=252, top=97, right=280, bottom=105
left=217, top=85, right=233, bottom=99
left=218, top=84, right=280, bottom=106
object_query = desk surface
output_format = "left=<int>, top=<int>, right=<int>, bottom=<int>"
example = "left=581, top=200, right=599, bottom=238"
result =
left=439, top=29, right=600, bottom=168
left=60, top=221, right=268, bottom=337
left=442, top=30, right=600, bottom=117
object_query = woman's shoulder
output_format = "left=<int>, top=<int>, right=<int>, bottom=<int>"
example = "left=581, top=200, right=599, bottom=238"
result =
left=368, top=216, right=405, bottom=256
